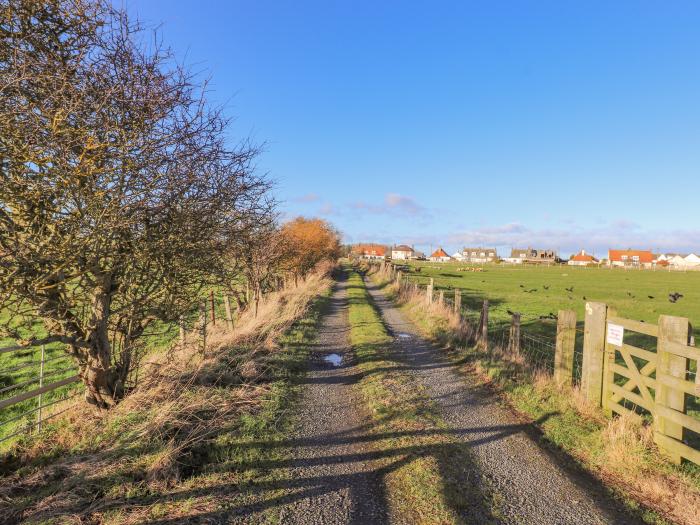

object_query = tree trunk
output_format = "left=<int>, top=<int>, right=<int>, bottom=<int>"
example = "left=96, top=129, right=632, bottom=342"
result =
left=79, top=281, right=124, bottom=408
left=81, top=349, right=124, bottom=408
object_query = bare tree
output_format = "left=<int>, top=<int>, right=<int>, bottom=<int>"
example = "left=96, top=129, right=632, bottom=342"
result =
left=0, top=0, right=269, bottom=407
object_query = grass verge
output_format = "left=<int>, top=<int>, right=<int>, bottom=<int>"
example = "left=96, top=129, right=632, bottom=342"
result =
left=367, top=266, right=700, bottom=525
left=0, top=267, right=333, bottom=525
left=346, top=266, right=501, bottom=525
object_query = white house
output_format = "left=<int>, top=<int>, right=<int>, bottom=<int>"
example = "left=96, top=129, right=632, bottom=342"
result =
left=684, top=253, right=700, bottom=266
left=391, top=244, right=414, bottom=260
left=657, top=253, right=700, bottom=268
left=568, top=249, right=599, bottom=266
left=429, top=247, right=451, bottom=262
left=451, top=251, right=465, bottom=261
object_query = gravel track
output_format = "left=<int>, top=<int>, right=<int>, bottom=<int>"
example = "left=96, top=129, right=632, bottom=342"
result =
left=363, top=276, right=643, bottom=525
left=246, top=274, right=388, bottom=524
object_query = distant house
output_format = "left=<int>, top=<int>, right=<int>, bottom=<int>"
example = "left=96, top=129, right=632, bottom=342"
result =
left=568, top=249, right=598, bottom=266
left=684, top=253, right=700, bottom=267
left=352, top=243, right=387, bottom=260
left=429, top=247, right=451, bottom=262
left=462, top=247, right=498, bottom=263
left=451, top=251, right=465, bottom=261
left=657, top=252, right=700, bottom=268
left=391, top=244, right=414, bottom=260
left=505, top=247, right=557, bottom=264
left=608, top=249, right=654, bottom=268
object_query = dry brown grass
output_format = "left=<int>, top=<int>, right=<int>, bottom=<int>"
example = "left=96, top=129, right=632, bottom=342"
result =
left=0, top=264, right=333, bottom=524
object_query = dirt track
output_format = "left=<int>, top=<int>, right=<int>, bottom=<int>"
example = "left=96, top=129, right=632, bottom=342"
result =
left=232, top=273, right=642, bottom=524
left=363, top=275, right=642, bottom=525
left=230, top=273, right=388, bottom=524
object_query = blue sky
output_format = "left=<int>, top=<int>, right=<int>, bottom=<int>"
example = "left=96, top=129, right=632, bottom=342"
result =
left=126, top=1, right=700, bottom=257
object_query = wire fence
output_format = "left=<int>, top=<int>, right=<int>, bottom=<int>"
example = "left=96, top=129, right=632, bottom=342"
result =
left=377, top=262, right=700, bottom=465
left=0, top=289, right=248, bottom=447
left=0, top=342, right=82, bottom=445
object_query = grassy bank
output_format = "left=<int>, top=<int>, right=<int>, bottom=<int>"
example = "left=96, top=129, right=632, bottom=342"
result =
left=346, top=266, right=501, bottom=524
left=369, top=268, right=700, bottom=525
left=0, top=268, right=333, bottom=524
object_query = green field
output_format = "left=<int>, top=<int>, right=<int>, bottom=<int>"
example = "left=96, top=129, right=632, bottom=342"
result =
left=0, top=315, right=181, bottom=447
left=0, top=288, right=242, bottom=445
left=399, top=261, right=700, bottom=340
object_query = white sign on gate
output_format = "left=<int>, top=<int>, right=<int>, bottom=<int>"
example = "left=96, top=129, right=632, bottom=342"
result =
left=606, top=323, right=624, bottom=347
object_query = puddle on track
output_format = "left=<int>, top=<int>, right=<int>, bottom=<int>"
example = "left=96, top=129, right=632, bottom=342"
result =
left=323, top=353, right=343, bottom=366
left=397, top=333, right=412, bottom=339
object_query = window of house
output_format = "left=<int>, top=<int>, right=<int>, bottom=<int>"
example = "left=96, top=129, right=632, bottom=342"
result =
left=621, top=255, right=628, bottom=260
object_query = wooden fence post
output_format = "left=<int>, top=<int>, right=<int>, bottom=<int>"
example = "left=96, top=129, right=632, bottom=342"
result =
left=581, top=302, right=607, bottom=406
left=210, top=290, right=216, bottom=325
left=179, top=315, right=186, bottom=344
left=509, top=313, right=521, bottom=356
left=438, top=290, right=444, bottom=306
left=426, top=278, right=434, bottom=305
left=454, top=289, right=461, bottom=314
left=396, top=270, right=402, bottom=286
left=223, top=294, right=234, bottom=331
left=480, top=299, right=489, bottom=350
left=655, top=315, right=690, bottom=464
left=36, top=344, right=45, bottom=432
left=554, top=310, right=577, bottom=385
left=199, top=300, right=207, bottom=352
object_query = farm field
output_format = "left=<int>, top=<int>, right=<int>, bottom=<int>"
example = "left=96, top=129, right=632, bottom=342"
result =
left=0, top=315, right=181, bottom=447
left=399, top=261, right=700, bottom=340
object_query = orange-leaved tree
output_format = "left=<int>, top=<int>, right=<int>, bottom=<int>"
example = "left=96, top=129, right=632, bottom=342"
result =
left=280, top=217, right=341, bottom=281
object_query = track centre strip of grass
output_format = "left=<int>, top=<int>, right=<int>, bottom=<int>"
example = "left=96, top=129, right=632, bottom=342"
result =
left=346, top=266, right=500, bottom=525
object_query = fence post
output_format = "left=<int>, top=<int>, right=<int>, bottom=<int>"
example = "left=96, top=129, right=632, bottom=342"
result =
left=210, top=290, right=216, bottom=325
left=509, top=313, right=521, bottom=356
left=655, top=315, right=690, bottom=464
left=224, top=294, right=234, bottom=331
left=36, top=344, right=45, bottom=432
left=426, top=278, right=434, bottom=305
left=179, top=315, right=186, bottom=344
left=554, top=310, right=577, bottom=385
left=454, top=289, right=461, bottom=314
left=438, top=290, right=444, bottom=306
left=581, top=302, right=607, bottom=406
left=200, top=300, right=207, bottom=352
left=395, top=270, right=402, bottom=286
left=480, top=299, right=489, bottom=350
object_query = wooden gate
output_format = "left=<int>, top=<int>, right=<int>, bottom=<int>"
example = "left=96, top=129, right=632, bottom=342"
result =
left=598, top=312, right=700, bottom=465
left=602, top=316, right=658, bottom=420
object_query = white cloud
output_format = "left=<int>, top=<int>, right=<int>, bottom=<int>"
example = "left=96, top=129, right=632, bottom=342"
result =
left=350, top=193, right=428, bottom=217
left=294, top=193, right=320, bottom=203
